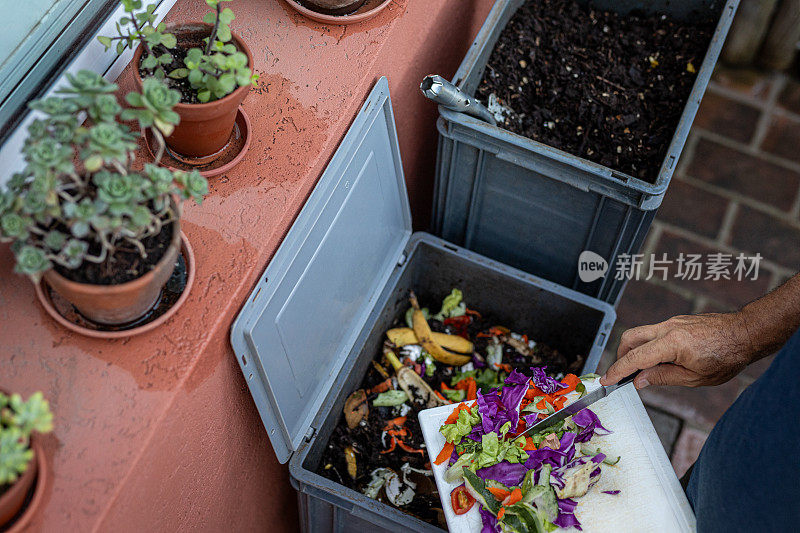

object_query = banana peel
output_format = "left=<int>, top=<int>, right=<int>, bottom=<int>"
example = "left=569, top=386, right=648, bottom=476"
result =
left=383, top=346, right=447, bottom=408
left=409, top=292, right=471, bottom=366
left=385, top=327, right=474, bottom=354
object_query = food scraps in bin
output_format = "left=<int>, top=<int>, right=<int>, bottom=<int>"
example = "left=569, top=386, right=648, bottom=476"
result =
left=318, top=289, right=585, bottom=527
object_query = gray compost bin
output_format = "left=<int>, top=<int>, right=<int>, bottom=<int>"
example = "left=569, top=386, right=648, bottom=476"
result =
left=433, top=0, right=738, bottom=305
left=231, top=78, right=615, bottom=532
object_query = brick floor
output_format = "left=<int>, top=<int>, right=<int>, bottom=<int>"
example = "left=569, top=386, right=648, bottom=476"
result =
left=609, top=67, right=800, bottom=475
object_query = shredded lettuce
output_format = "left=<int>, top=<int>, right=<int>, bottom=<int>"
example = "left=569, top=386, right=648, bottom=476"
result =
left=432, top=289, right=466, bottom=321
left=440, top=405, right=480, bottom=444
left=372, top=390, right=407, bottom=407
left=442, top=388, right=466, bottom=402
left=404, top=306, right=429, bottom=328
left=451, top=368, right=504, bottom=391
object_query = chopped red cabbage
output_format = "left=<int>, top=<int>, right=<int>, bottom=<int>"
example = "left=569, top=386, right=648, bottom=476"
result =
left=555, top=498, right=582, bottom=530
left=476, top=461, right=528, bottom=486
left=602, top=490, right=621, bottom=495
left=572, top=408, right=611, bottom=442
left=531, top=366, right=568, bottom=394
left=479, top=506, right=501, bottom=532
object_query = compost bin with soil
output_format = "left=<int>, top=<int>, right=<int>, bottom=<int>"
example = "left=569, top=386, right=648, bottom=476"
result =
left=477, top=0, right=716, bottom=183
left=317, top=289, right=586, bottom=528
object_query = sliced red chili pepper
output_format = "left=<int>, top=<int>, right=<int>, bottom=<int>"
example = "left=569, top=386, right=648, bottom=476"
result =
left=451, top=485, right=475, bottom=515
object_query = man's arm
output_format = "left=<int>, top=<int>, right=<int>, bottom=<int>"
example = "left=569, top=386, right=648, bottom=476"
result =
left=601, top=273, right=800, bottom=389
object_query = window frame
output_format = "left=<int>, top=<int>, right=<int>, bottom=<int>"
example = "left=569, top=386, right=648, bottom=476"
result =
left=0, top=0, right=177, bottom=186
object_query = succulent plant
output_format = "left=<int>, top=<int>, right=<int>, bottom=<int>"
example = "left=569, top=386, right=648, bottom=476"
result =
left=101, top=1, right=257, bottom=104
left=0, top=70, right=207, bottom=282
left=0, top=392, right=53, bottom=486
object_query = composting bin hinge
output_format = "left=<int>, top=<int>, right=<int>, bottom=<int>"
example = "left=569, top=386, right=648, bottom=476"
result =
left=304, top=426, right=316, bottom=442
left=397, top=252, right=407, bottom=267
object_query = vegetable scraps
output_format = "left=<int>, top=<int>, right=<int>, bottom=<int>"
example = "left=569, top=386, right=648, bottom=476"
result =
left=318, top=288, right=580, bottom=527
left=437, top=372, right=617, bottom=531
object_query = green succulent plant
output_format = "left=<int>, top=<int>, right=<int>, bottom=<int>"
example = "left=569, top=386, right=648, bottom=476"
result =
left=0, top=70, right=208, bottom=282
left=101, top=0, right=257, bottom=104
left=0, top=392, right=53, bottom=486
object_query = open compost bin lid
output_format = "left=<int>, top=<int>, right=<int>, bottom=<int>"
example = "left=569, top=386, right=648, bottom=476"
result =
left=231, top=77, right=412, bottom=464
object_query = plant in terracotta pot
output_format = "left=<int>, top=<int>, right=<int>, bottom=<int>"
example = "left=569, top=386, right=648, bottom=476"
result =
left=0, top=391, right=53, bottom=529
left=100, top=0, right=257, bottom=161
left=0, top=70, right=208, bottom=325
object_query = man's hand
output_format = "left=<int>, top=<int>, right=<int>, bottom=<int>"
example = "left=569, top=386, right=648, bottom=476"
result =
left=601, top=313, right=756, bottom=389
left=601, top=274, right=800, bottom=389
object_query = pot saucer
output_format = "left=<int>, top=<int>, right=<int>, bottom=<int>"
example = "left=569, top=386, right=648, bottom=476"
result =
left=143, top=106, right=251, bottom=178
left=283, top=0, right=392, bottom=25
left=35, top=233, right=196, bottom=339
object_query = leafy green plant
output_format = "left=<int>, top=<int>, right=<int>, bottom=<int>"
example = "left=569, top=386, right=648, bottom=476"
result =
left=0, top=70, right=207, bottom=282
left=0, top=392, right=53, bottom=487
left=100, top=0, right=257, bottom=103
left=97, top=0, right=177, bottom=79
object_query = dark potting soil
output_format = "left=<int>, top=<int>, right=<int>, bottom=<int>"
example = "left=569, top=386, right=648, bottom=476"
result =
left=53, top=221, right=175, bottom=285
left=317, top=299, right=583, bottom=528
left=477, top=0, right=716, bottom=183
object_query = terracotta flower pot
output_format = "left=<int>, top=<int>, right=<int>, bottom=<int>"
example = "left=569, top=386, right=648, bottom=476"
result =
left=132, top=23, right=253, bottom=160
left=43, top=221, right=181, bottom=326
left=0, top=438, right=45, bottom=531
left=302, top=0, right=368, bottom=15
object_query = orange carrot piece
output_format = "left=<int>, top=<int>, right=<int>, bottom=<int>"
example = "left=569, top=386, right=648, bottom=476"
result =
left=444, top=403, right=468, bottom=424
left=497, top=507, right=506, bottom=520
left=553, top=373, right=581, bottom=396
left=434, top=441, right=455, bottom=465
left=503, top=488, right=523, bottom=507
left=466, top=379, right=477, bottom=401
left=523, top=437, right=537, bottom=451
left=525, top=386, right=546, bottom=400
left=487, top=487, right=511, bottom=500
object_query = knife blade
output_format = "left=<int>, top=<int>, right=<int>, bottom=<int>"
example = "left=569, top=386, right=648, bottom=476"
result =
left=519, top=370, right=641, bottom=437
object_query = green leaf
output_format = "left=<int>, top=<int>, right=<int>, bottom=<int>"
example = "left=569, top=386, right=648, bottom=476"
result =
left=169, top=68, right=189, bottom=79
left=372, top=390, right=408, bottom=407
left=84, top=155, right=103, bottom=172
left=197, top=89, right=211, bottom=103
left=160, top=32, right=177, bottom=48
left=216, top=24, right=231, bottom=42
left=97, top=35, right=113, bottom=49
left=203, top=11, right=217, bottom=24
left=219, top=7, right=235, bottom=24
left=218, top=73, right=235, bottom=94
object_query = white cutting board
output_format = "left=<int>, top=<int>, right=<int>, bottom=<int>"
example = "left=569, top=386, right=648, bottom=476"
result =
left=419, top=383, right=696, bottom=532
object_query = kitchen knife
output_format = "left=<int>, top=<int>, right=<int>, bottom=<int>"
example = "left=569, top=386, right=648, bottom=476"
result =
left=520, top=370, right=641, bottom=437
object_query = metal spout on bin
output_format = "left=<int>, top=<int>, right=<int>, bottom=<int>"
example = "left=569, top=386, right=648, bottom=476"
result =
left=420, top=74, right=497, bottom=126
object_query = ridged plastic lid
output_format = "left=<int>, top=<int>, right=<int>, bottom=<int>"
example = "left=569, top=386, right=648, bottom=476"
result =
left=230, top=77, right=411, bottom=463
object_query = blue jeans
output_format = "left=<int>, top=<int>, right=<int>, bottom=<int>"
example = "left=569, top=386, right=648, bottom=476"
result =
left=686, top=327, right=800, bottom=531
